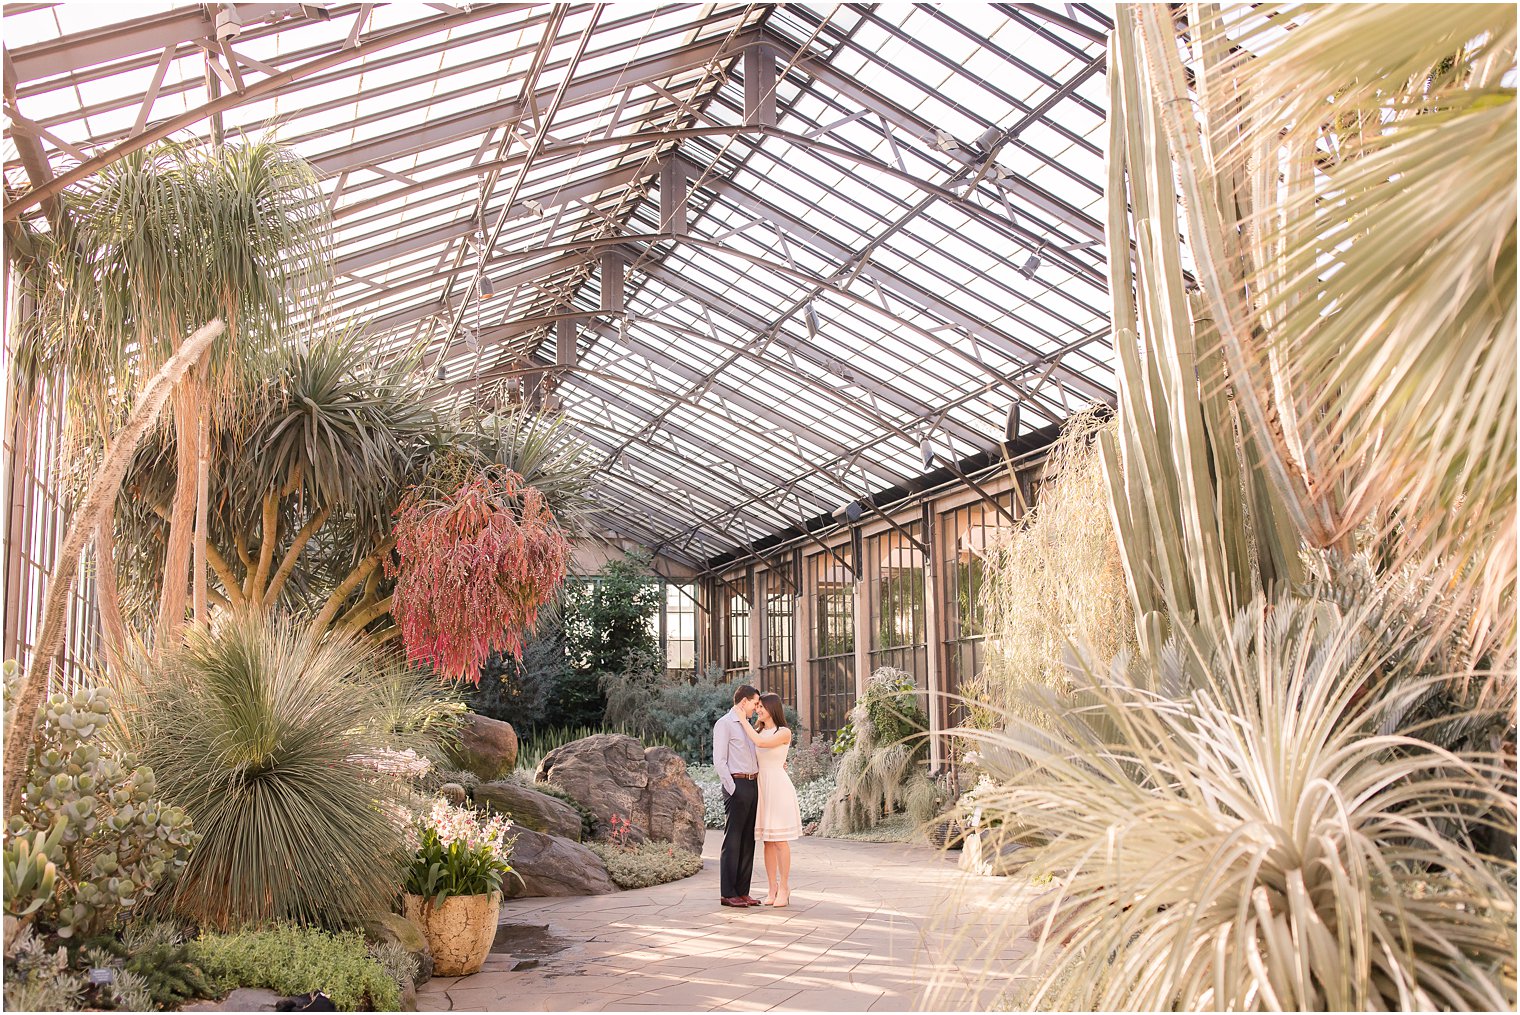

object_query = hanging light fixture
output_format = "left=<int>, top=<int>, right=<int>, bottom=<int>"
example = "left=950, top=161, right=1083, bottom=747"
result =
left=478, top=274, right=495, bottom=299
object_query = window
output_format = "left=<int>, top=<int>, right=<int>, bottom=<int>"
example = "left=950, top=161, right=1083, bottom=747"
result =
left=866, top=522, right=927, bottom=686
left=807, top=546, right=856, bottom=738
left=760, top=562, right=797, bottom=706
left=721, top=573, right=751, bottom=675
left=940, top=494, right=1017, bottom=725
left=663, top=582, right=697, bottom=681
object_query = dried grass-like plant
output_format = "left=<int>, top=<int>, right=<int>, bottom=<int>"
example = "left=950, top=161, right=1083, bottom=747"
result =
left=941, top=598, right=1517, bottom=1011
left=968, top=408, right=1134, bottom=729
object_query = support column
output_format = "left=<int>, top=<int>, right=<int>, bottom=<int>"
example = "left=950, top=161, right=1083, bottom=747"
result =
left=600, top=251, right=625, bottom=313
left=795, top=554, right=815, bottom=743
left=747, top=567, right=762, bottom=683
left=921, top=503, right=944, bottom=771
left=658, top=158, right=689, bottom=236
left=744, top=45, right=778, bottom=127
left=853, top=530, right=869, bottom=698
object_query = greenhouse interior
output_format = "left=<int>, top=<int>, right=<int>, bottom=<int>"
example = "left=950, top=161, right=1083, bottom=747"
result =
left=0, top=2, right=1515, bottom=1013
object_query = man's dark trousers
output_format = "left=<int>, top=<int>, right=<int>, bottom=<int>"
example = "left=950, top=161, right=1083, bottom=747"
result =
left=720, top=779, right=758, bottom=898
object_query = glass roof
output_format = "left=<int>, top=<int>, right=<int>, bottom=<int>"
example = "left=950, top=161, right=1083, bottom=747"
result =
left=3, top=2, right=1116, bottom=568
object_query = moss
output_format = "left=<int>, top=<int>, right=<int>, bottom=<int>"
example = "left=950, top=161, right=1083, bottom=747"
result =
left=189, top=926, right=399, bottom=1012
left=586, top=840, right=704, bottom=890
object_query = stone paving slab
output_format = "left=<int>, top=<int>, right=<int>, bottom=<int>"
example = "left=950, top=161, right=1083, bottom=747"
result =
left=418, top=830, right=1036, bottom=1012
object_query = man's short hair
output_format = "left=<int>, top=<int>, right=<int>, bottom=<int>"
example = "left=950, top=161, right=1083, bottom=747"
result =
left=733, top=684, right=761, bottom=705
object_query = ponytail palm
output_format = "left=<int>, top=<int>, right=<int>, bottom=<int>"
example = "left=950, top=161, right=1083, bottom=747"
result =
left=24, top=137, right=330, bottom=649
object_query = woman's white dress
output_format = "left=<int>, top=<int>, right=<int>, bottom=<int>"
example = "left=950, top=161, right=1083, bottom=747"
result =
left=754, top=728, right=803, bottom=841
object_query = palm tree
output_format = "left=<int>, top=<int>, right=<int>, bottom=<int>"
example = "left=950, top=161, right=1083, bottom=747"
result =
left=21, top=137, right=330, bottom=652
left=1119, top=3, right=1516, bottom=656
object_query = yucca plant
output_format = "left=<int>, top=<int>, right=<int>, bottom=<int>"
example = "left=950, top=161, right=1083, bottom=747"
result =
left=943, top=597, right=1517, bottom=1011
left=108, top=616, right=428, bottom=930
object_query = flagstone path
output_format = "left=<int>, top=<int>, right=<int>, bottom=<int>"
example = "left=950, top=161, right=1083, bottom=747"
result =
left=417, top=830, right=1043, bottom=1012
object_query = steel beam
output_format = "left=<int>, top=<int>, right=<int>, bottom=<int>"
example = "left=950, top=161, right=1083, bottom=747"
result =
left=6, top=4, right=309, bottom=82
left=309, top=31, right=760, bottom=178
left=5, top=5, right=526, bottom=220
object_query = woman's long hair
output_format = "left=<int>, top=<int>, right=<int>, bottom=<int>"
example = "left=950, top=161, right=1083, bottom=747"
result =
left=759, top=692, right=787, bottom=730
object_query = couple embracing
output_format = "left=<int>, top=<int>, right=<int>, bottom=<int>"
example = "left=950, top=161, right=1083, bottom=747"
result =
left=712, top=684, right=803, bottom=908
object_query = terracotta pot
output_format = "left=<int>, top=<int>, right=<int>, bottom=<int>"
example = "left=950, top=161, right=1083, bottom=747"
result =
left=403, top=891, right=501, bottom=976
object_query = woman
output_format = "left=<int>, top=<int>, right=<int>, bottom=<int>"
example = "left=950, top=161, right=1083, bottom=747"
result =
left=740, top=692, right=802, bottom=906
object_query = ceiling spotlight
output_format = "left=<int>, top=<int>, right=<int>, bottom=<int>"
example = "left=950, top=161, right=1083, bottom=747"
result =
left=478, top=275, right=495, bottom=299
left=844, top=501, right=864, bottom=523
left=976, top=125, right=1002, bottom=152
left=464, top=328, right=480, bottom=351
left=804, top=302, right=821, bottom=337
left=435, top=361, right=447, bottom=382
left=1018, top=252, right=1042, bottom=279
left=920, top=436, right=937, bottom=470
left=523, top=198, right=546, bottom=218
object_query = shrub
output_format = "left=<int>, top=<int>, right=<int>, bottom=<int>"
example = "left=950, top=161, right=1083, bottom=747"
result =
left=190, top=926, right=399, bottom=1012
left=405, top=800, right=516, bottom=905
left=2, top=920, right=216, bottom=1012
left=112, top=617, right=424, bottom=929
left=5, top=679, right=196, bottom=939
left=796, top=775, right=835, bottom=826
left=646, top=668, right=745, bottom=764
left=968, top=409, right=1134, bottom=731
left=686, top=766, right=728, bottom=829
left=586, top=840, right=703, bottom=890
left=787, top=737, right=836, bottom=785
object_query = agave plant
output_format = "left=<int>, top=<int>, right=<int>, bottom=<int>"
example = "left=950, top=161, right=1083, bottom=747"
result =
left=942, top=597, right=1517, bottom=1011
left=108, top=616, right=435, bottom=930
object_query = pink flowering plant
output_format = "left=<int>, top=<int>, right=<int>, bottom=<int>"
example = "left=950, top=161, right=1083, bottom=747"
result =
left=386, top=468, right=571, bottom=682
left=405, top=800, right=517, bottom=907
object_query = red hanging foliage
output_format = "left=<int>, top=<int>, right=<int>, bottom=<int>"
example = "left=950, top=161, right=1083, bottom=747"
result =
left=386, top=468, right=571, bottom=682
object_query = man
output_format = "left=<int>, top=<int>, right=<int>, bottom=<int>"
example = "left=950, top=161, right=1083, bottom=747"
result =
left=713, top=684, right=763, bottom=908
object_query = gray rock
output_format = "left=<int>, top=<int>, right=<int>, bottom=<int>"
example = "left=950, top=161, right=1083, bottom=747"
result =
left=535, top=733, right=705, bottom=855
left=183, top=987, right=283, bottom=1011
left=474, top=781, right=582, bottom=841
left=362, top=910, right=434, bottom=984
left=506, top=826, right=616, bottom=899
left=446, top=713, right=519, bottom=781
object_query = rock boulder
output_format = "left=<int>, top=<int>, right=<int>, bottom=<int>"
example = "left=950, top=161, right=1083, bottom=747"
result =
left=447, top=713, right=518, bottom=782
left=362, top=910, right=434, bottom=984
left=535, top=734, right=705, bottom=855
left=505, top=827, right=616, bottom=899
left=474, top=781, right=582, bottom=841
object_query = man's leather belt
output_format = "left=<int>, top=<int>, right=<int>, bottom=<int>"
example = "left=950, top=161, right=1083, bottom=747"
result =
left=732, top=773, right=757, bottom=780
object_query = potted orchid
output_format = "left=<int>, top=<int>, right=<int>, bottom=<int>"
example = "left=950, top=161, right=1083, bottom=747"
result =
left=403, top=800, right=517, bottom=976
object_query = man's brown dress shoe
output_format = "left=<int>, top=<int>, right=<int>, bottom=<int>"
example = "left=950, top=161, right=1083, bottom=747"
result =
left=720, top=897, right=748, bottom=908
left=739, top=895, right=763, bottom=906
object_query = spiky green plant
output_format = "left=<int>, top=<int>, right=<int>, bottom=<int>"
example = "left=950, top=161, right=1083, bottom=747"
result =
left=942, top=598, right=1517, bottom=1011
left=109, top=616, right=417, bottom=930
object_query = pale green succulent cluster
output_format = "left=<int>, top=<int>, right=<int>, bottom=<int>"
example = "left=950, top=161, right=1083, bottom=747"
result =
left=5, top=679, right=197, bottom=939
